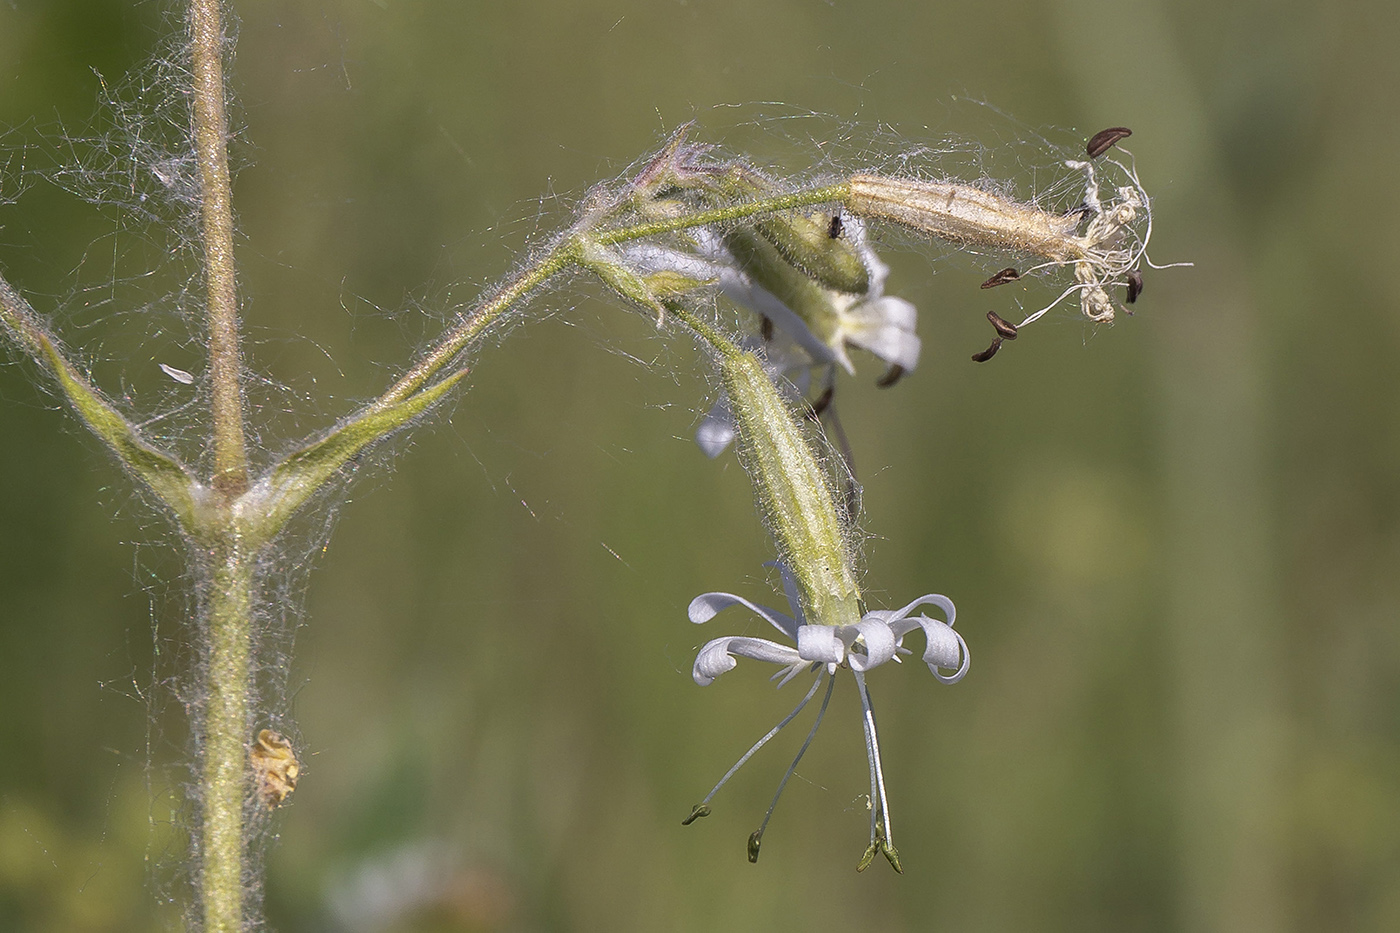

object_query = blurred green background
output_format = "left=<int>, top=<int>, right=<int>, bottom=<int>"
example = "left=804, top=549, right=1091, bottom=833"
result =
left=2, top=0, right=1397, bottom=930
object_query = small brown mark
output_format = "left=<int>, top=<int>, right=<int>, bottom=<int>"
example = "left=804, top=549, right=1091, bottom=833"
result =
left=761, top=315, right=774, bottom=341
left=971, top=337, right=1003, bottom=363
left=987, top=310, right=1018, bottom=340
left=1125, top=268, right=1143, bottom=304
left=980, top=267, right=1020, bottom=289
left=1087, top=126, right=1133, bottom=159
left=250, top=729, right=299, bottom=809
left=875, top=364, right=906, bottom=388
left=827, top=212, right=844, bottom=239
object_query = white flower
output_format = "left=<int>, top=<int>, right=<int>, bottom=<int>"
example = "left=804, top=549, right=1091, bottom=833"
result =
left=619, top=219, right=921, bottom=458
left=682, top=564, right=968, bottom=871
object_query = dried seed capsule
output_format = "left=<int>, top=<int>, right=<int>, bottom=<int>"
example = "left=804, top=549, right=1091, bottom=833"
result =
left=987, top=311, right=1018, bottom=340
left=1125, top=268, right=1143, bottom=304
left=980, top=267, right=1020, bottom=289
left=1086, top=126, right=1132, bottom=159
left=875, top=364, right=906, bottom=388
left=828, top=212, right=844, bottom=239
left=971, top=337, right=1003, bottom=362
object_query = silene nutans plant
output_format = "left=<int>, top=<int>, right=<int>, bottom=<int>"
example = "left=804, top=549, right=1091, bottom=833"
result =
left=0, top=2, right=1184, bottom=930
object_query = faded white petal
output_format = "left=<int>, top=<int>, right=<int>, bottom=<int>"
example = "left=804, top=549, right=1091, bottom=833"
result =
left=843, top=297, right=921, bottom=370
left=695, top=397, right=736, bottom=459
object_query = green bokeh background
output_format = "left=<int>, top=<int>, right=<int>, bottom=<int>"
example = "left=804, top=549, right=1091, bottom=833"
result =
left=2, top=0, right=1397, bottom=930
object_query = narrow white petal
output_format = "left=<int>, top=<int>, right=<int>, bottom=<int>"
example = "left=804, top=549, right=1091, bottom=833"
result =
left=688, top=592, right=798, bottom=639
left=693, top=636, right=803, bottom=686
left=796, top=625, right=844, bottom=664
left=885, top=593, right=956, bottom=628
left=890, top=616, right=969, bottom=683
left=846, top=618, right=898, bottom=672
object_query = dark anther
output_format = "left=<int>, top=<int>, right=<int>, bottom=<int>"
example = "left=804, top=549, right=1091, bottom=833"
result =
left=807, top=385, right=835, bottom=419
left=980, top=267, right=1020, bottom=289
left=987, top=310, right=1018, bottom=340
left=1086, top=126, right=1132, bottom=159
left=875, top=364, right=905, bottom=388
left=971, top=337, right=1003, bottom=362
left=828, top=212, right=844, bottom=239
left=682, top=804, right=712, bottom=826
left=748, top=830, right=763, bottom=864
left=761, top=315, right=774, bottom=341
left=1125, top=268, right=1143, bottom=304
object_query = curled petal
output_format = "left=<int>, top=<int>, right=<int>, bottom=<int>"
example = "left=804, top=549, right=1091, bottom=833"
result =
left=891, top=616, right=970, bottom=683
left=886, top=593, right=956, bottom=628
left=693, top=636, right=803, bottom=686
left=689, top=592, right=798, bottom=640
left=846, top=618, right=898, bottom=672
left=796, top=625, right=844, bottom=665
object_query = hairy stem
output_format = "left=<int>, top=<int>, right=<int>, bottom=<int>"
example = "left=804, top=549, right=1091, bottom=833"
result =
left=190, top=0, right=248, bottom=495
left=200, top=545, right=253, bottom=933
left=370, top=183, right=851, bottom=408
left=190, top=2, right=254, bottom=931
left=0, top=275, right=49, bottom=358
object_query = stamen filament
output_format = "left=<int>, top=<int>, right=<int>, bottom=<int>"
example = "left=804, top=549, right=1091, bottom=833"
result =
left=684, top=667, right=825, bottom=824
left=853, top=669, right=901, bottom=872
left=750, top=670, right=837, bottom=862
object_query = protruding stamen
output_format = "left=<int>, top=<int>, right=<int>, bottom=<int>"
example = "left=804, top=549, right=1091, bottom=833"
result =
left=875, top=363, right=905, bottom=388
left=853, top=670, right=896, bottom=868
left=688, top=670, right=826, bottom=816
left=748, top=671, right=837, bottom=863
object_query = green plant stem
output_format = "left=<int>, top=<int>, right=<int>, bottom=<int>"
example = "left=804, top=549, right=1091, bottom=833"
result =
left=200, top=544, right=253, bottom=933
left=190, top=0, right=248, bottom=495
left=189, top=2, right=254, bottom=931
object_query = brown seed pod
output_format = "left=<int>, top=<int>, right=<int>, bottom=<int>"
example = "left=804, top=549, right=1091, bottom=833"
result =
left=987, top=310, right=1018, bottom=340
left=1087, top=126, right=1132, bottom=159
left=827, top=212, right=844, bottom=239
left=875, top=364, right=906, bottom=388
left=1125, top=268, right=1143, bottom=304
left=250, top=729, right=300, bottom=808
left=980, top=267, right=1020, bottom=289
left=971, top=337, right=1003, bottom=362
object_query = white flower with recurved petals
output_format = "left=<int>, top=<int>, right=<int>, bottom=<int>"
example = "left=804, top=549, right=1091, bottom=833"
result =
left=682, top=564, right=968, bottom=872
